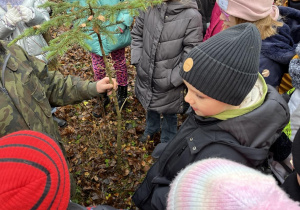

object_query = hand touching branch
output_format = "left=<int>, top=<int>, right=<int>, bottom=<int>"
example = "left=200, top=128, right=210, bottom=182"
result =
left=96, top=77, right=118, bottom=95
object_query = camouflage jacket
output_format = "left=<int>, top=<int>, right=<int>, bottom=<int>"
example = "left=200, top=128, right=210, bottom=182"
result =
left=0, top=40, right=99, bottom=142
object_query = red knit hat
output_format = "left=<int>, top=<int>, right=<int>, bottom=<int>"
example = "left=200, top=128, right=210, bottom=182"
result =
left=0, top=130, right=70, bottom=209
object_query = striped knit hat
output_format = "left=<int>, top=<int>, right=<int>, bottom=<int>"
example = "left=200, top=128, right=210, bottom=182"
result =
left=0, top=130, right=70, bottom=209
left=167, top=158, right=300, bottom=210
left=180, top=23, right=261, bottom=106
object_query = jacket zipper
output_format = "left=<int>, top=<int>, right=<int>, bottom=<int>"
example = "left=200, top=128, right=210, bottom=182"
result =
left=177, top=144, right=188, bottom=156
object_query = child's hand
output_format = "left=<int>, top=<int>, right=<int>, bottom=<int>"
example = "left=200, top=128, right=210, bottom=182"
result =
left=96, top=77, right=118, bottom=95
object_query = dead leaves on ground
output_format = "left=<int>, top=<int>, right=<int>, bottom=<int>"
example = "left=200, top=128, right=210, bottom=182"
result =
left=54, top=45, right=159, bottom=208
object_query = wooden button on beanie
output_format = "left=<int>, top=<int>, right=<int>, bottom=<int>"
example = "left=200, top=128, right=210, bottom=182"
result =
left=180, top=23, right=261, bottom=106
left=0, top=130, right=70, bottom=209
left=167, top=158, right=300, bottom=210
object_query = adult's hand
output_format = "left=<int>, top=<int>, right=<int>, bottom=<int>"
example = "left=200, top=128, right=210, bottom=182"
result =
left=96, top=77, right=118, bottom=95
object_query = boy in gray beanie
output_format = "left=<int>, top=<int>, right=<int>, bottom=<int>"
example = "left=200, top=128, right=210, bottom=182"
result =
left=133, top=23, right=290, bottom=210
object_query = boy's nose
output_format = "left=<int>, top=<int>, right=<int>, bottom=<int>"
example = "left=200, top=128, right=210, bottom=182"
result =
left=184, top=92, right=193, bottom=105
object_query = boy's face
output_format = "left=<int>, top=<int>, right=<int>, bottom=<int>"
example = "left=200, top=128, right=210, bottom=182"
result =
left=184, top=80, right=237, bottom=117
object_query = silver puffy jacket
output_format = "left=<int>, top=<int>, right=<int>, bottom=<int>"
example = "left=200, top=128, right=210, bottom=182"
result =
left=0, top=0, right=50, bottom=63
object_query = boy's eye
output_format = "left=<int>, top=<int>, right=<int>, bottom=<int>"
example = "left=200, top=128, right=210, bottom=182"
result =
left=196, top=94, right=204, bottom=99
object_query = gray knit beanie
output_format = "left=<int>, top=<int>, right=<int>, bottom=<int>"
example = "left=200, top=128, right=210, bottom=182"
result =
left=180, top=23, right=262, bottom=106
left=289, top=43, right=300, bottom=89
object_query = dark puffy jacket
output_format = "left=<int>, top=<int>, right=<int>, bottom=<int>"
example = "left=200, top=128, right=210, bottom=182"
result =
left=131, top=1, right=203, bottom=114
left=132, top=86, right=289, bottom=210
left=260, top=6, right=300, bottom=87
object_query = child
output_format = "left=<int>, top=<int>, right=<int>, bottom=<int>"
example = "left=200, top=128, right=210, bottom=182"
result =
left=216, top=0, right=300, bottom=88
left=131, top=0, right=203, bottom=143
left=132, top=23, right=290, bottom=209
left=215, top=0, right=300, bottom=182
left=280, top=44, right=300, bottom=199
left=168, top=158, right=300, bottom=209
left=72, top=0, right=133, bottom=116
left=279, top=0, right=300, bottom=94
left=194, top=0, right=216, bottom=36
left=203, top=2, right=223, bottom=41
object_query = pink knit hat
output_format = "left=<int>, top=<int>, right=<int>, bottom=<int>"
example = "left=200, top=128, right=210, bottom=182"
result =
left=167, top=158, right=300, bottom=210
left=217, top=0, right=279, bottom=21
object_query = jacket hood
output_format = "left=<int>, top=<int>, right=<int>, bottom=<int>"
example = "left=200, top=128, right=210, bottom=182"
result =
left=261, top=7, right=300, bottom=65
left=166, top=0, right=198, bottom=15
left=261, top=24, right=295, bottom=64
left=279, top=6, right=300, bottom=44
left=217, top=86, right=289, bottom=150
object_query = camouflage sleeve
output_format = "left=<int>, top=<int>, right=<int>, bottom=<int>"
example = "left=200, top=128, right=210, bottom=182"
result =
left=27, top=53, right=99, bottom=106
left=44, top=70, right=99, bottom=106
left=5, top=40, right=99, bottom=106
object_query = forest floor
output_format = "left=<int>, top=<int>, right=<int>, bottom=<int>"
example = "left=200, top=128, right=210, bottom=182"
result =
left=50, top=0, right=283, bottom=208
left=54, top=45, right=186, bottom=208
